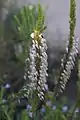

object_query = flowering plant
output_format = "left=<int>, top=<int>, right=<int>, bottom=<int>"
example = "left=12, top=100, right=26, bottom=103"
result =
left=0, top=0, right=80, bottom=120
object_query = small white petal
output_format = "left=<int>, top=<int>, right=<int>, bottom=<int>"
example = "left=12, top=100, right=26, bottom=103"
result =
left=31, top=33, right=34, bottom=39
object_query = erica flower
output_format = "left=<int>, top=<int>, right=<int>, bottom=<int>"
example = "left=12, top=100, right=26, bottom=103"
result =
left=28, top=32, right=48, bottom=100
left=4, top=83, right=10, bottom=89
left=46, top=100, right=52, bottom=106
left=26, top=104, right=32, bottom=111
left=40, top=106, right=46, bottom=113
left=20, top=32, right=48, bottom=100
left=62, top=105, right=68, bottom=112
left=56, top=37, right=79, bottom=96
left=75, top=108, right=80, bottom=113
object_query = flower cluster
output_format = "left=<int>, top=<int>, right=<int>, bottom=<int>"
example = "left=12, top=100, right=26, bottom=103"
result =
left=19, top=58, right=30, bottom=98
left=37, top=37, right=48, bottom=100
left=28, top=32, right=48, bottom=100
left=28, top=39, right=38, bottom=91
left=57, top=37, right=79, bottom=95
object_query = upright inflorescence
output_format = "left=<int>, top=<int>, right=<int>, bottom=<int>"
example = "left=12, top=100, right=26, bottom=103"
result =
left=19, top=58, right=30, bottom=98
left=28, top=32, right=48, bottom=100
left=54, top=0, right=77, bottom=98
left=28, top=39, right=38, bottom=91
left=55, top=37, right=79, bottom=96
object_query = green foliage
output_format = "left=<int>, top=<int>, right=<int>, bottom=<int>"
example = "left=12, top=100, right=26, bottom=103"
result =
left=11, top=5, right=37, bottom=62
left=21, top=110, right=29, bottom=120
left=44, top=107, right=67, bottom=120
left=0, top=22, right=4, bottom=41
left=13, top=5, right=36, bottom=42
left=10, top=4, right=46, bottom=62
left=0, top=87, right=12, bottom=120
left=35, top=3, right=46, bottom=33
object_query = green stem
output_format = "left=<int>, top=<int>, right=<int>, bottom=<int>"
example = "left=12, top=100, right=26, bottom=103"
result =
left=68, top=0, right=76, bottom=51
left=3, top=109, right=11, bottom=120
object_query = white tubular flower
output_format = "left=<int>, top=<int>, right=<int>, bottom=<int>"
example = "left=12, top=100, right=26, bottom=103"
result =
left=20, top=33, right=48, bottom=100
left=37, top=38, right=48, bottom=100
left=66, top=40, right=69, bottom=53
left=20, top=32, right=48, bottom=100
left=20, top=39, right=37, bottom=98
left=28, top=33, right=48, bottom=100
left=30, top=33, right=35, bottom=39
left=58, top=37, right=79, bottom=94
left=28, top=39, right=37, bottom=91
